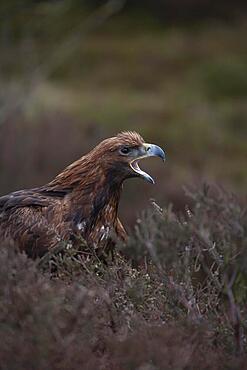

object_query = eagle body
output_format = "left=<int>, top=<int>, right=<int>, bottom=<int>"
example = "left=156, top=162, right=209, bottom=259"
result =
left=0, top=132, right=165, bottom=258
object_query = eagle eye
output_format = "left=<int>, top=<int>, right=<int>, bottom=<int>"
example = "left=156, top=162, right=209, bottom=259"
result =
left=119, top=146, right=131, bottom=155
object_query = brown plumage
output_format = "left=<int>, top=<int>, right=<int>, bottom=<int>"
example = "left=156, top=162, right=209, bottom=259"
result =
left=0, top=131, right=165, bottom=258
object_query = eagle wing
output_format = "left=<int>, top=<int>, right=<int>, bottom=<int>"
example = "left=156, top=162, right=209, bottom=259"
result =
left=0, top=189, right=64, bottom=257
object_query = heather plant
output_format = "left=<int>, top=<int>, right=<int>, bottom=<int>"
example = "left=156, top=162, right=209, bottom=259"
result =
left=124, top=184, right=247, bottom=352
left=0, top=185, right=246, bottom=369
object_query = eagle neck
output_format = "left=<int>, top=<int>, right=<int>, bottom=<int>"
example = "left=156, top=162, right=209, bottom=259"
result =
left=64, top=164, right=123, bottom=234
left=74, top=172, right=122, bottom=219
left=47, top=158, right=124, bottom=235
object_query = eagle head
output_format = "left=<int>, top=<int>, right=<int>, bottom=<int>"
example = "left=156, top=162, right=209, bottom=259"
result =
left=90, top=131, right=165, bottom=185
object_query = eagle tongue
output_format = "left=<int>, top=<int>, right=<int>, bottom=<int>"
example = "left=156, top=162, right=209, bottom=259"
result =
left=132, top=160, right=154, bottom=184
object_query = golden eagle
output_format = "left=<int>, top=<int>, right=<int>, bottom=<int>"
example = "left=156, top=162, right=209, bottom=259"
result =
left=0, top=132, right=165, bottom=258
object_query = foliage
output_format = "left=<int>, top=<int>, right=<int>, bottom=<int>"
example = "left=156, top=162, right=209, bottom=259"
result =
left=0, top=185, right=246, bottom=369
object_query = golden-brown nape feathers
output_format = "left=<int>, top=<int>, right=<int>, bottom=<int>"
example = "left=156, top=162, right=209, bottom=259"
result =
left=89, top=131, right=145, bottom=156
left=116, top=131, right=144, bottom=146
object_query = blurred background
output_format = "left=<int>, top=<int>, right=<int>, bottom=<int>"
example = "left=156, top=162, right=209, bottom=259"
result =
left=0, top=0, right=246, bottom=229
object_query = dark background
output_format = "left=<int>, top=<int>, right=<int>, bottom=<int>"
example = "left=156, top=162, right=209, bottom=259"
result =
left=0, top=0, right=246, bottom=229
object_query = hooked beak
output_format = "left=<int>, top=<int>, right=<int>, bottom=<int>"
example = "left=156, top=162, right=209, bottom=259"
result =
left=130, top=143, right=166, bottom=184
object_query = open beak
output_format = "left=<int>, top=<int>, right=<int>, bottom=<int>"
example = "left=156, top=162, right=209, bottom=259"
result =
left=130, top=143, right=166, bottom=184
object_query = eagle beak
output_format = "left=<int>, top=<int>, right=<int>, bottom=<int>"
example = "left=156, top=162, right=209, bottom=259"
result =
left=130, top=143, right=166, bottom=184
